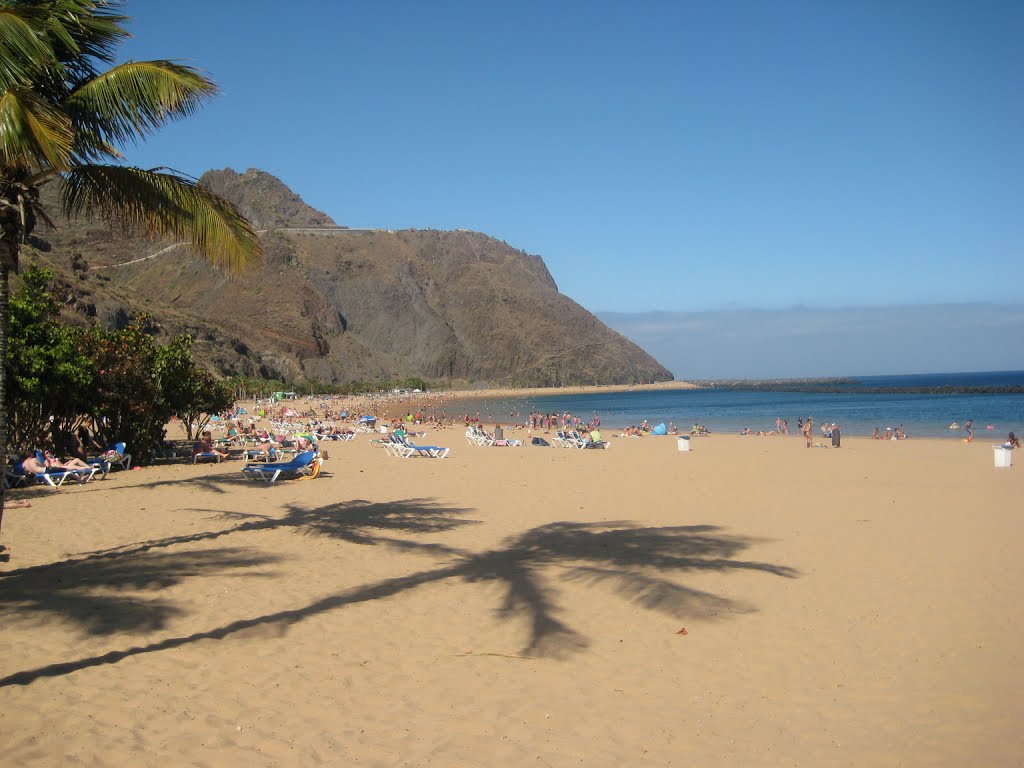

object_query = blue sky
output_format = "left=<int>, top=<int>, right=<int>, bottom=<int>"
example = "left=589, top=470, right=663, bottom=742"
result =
left=117, top=1, right=1023, bottom=376
left=600, top=304, right=1024, bottom=379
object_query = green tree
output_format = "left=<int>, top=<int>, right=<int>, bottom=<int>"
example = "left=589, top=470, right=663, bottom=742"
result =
left=78, top=318, right=164, bottom=462
left=6, top=265, right=94, bottom=451
left=157, top=334, right=233, bottom=440
left=0, top=1, right=262, bottom=533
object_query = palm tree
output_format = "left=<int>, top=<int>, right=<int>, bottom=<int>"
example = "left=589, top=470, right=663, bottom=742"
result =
left=0, top=0, right=263, bottom=542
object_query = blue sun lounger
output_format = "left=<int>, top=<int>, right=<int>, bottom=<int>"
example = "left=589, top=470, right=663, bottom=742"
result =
left=241, top=450, right=321, bottom=483
left=10, top=458, right=97, bottom=489
left=87, top=442, right=132, bottom=477
left=393, top=434, right=449, bottom=458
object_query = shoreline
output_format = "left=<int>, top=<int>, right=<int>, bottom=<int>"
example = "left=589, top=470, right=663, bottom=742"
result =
left=215, top=379, right=1017, bottom=442
left=433, top=379, right=699, bottom=401
left=225, top=381, right=700, bottom=426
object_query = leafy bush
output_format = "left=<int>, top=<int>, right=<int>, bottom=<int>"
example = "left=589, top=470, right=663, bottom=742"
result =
left=6, top=269, right=235, bottom=462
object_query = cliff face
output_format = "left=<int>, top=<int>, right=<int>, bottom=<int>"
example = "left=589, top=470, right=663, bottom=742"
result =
left=26, top=168, right=673, bottom=387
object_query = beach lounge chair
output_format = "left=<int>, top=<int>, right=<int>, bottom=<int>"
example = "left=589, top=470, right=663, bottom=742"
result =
left=409, top=438, right=449, bottom=459
left=564, top=431, right=589, bottom=448
left=106, top=442, right=132, bottom=470
left=87, top=442, right=132, bottom=476
left=465, top=426, right=493, bottom=447
left=4, top=461, right=30, bottom=488
left=40, top=466, right=97, bottom=487
left=391, top=434, right=449, bottom=458
left=553, top=430, right=585, bottom=448
left=243, top=446, right=281, bottom=463
left=241, top=450, right=321, bottom=483
left=485, top=426, right=521, bottom=447
left=13, top=457, right=97, bottom=489
left=382, top=434, right=416, bottom=458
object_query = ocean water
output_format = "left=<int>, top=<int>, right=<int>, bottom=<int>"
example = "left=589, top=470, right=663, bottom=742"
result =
left=451, top=371, right=1024, bottom=439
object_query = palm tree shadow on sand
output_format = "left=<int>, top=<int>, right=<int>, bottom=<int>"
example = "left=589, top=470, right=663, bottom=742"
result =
left=0, top=548, right=283, bottom=636
left=0, top=499, right=797, bottom=686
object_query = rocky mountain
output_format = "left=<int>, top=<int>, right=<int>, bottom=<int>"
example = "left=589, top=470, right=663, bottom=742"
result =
left=23, top=168, right=673, bottom=387
left=199, top=168, right=337, bottom=230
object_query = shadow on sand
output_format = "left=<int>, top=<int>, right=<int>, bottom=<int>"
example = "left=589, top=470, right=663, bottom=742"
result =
left=13, top=463, right=332, bottom=498
left=0, top=547, right=282, bottom=635
left=0, top=497, right=797, bottom=687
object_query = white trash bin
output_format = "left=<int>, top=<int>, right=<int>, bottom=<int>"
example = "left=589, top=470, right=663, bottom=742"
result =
left=677, top=436, right=691, bottom=452
left=993, top=445, right=1013, bottom=468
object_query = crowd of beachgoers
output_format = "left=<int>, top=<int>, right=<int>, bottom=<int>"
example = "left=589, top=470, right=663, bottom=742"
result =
left=14, top=386, right=1017, bottom=481
left=184, top=394, right=1020, bottom=454
left=215, top=396, right=693, bottom=444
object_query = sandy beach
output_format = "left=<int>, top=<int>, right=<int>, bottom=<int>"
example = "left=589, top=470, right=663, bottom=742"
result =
left=1, top=429, right=1021, bottom=766
left=317, top=380, right=698, bottom=423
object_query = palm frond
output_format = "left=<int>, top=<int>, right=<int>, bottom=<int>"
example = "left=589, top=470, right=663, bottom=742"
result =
left=0, top=7, right=57, bottom=90
left=0, top=86, right=74, bottom=170
left=61, top=165, right=263, bottom=274
left=39, top=0, right=131, bottom=83
left=67, top=60, right=218, bottom=147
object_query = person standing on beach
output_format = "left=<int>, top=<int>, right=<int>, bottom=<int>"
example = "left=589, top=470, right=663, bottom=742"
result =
left=831, top=423, right=841, bottom=448
left=964, top=419, right=973, bottom=442
left=803, top=417, right=813, bottom=448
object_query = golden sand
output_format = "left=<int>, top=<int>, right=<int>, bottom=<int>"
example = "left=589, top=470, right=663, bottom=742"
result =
left=1, top=427, right=1021, bottom=766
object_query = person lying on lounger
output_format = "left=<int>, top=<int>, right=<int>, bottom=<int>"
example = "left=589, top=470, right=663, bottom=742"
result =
left=21, top=452, right=91, bottom=481
left=40, top=450, right=92, bottom=471
left=192, top=431, right=229, bottom=461
left=20, top=452, right=47, bottom=474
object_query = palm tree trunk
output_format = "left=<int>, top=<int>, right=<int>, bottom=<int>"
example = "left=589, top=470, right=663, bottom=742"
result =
left=0, top=262, right=9, bottom=540
left=0, top=194, right=25, bottom=546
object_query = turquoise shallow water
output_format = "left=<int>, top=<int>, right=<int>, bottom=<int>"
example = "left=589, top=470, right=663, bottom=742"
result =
left=449, top=371, right=1024, bottom=439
